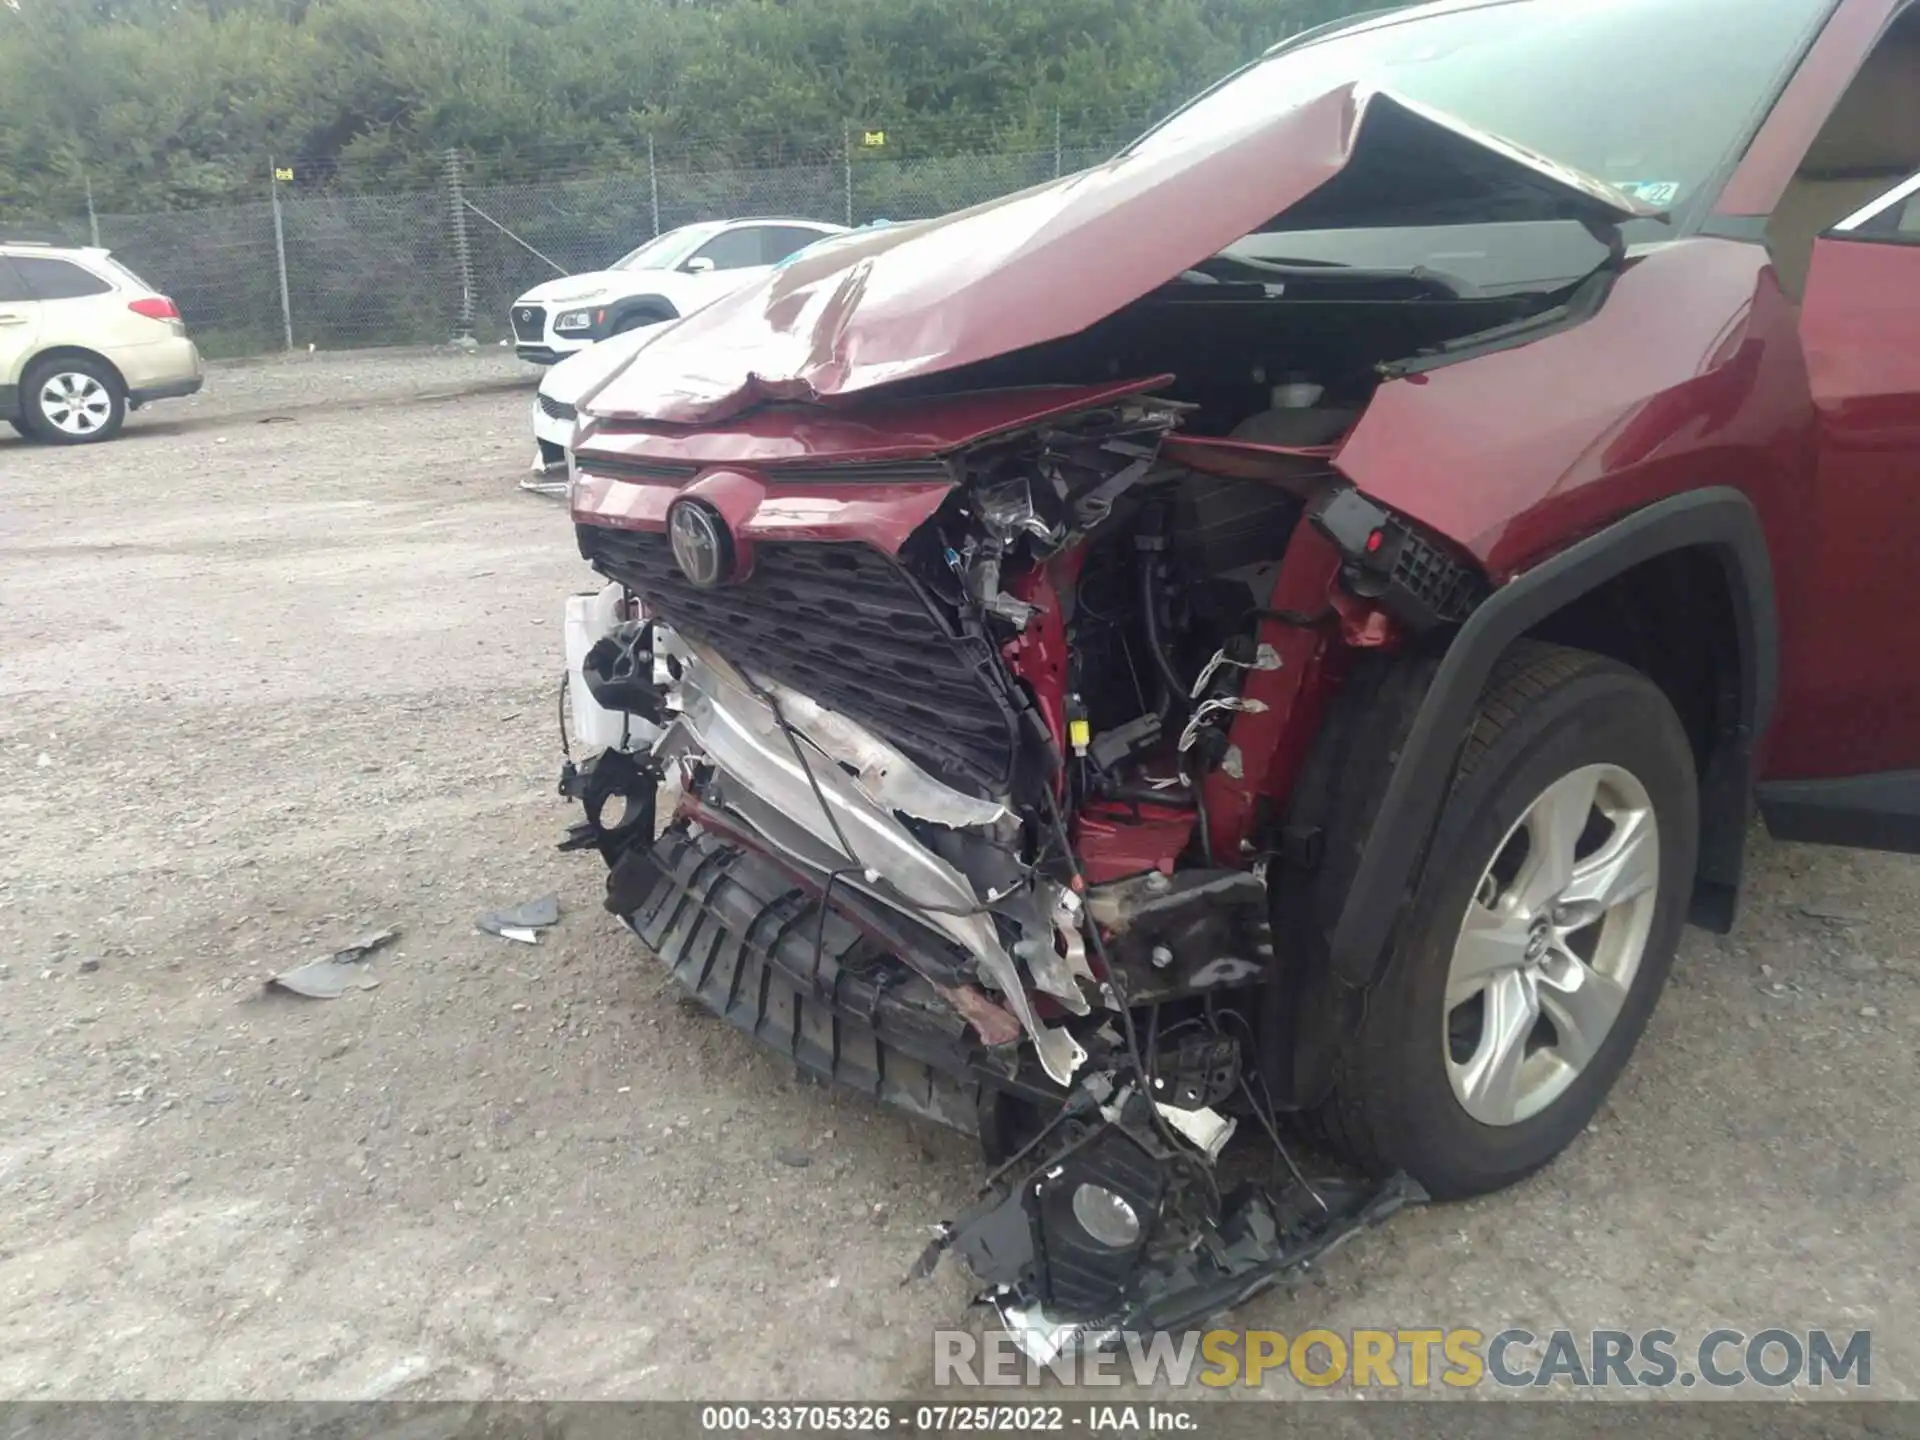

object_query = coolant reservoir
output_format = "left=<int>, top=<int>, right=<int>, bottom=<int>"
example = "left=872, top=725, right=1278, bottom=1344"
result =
left=564, top=583, right=660, bottom=752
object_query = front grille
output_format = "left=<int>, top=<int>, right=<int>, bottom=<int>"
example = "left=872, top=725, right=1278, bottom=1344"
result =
left=511, top=305, right=546, bottom=343
left=574, top=455, right=699, bottom=483
left=537, top=393, right=576, bottom=422
left=577, top=526, right=1018, bottom=797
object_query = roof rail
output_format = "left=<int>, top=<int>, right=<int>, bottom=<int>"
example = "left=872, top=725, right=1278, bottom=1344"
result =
left=1262, top=2, right=1418, bottom=56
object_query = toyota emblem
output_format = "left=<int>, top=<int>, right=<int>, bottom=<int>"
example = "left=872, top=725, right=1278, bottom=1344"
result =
left=667, top=499, right=733, bottom=587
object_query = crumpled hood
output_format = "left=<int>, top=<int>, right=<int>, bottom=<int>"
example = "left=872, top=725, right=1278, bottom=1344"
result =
left=542, top=321, right=676, bottom=406
left=516, top=270, right=644, bottom=305
left=584, top=83, right=1655, bottom=427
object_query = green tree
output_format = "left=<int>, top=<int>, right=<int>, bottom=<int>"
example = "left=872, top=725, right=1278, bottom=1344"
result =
left=0, top=0, right=1383, bottom=217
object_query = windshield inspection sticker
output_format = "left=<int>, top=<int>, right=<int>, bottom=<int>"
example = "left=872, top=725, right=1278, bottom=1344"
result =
left=1616, top=180, right=1681, bottom=206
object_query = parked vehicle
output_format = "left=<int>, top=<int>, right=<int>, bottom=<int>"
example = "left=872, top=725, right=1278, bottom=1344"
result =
left=0, top=242, right=203, bottom=445
left=554, top=0, right=1920, bottom=1348
left=526, top=224, right=886, bottom=481
left=528, top=319, right=676, bottom=478
left=507, top=217, right=847, bottom=365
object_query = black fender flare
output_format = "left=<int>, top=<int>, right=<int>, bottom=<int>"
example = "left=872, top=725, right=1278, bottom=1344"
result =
left=602, top=295, right=679, bottom=334
left=1327, top=486, right=1778, bottom=988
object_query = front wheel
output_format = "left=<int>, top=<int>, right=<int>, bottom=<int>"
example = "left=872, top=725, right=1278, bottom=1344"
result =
left=1309, top=642, right=1698, bottom=1199
left=20, top=357, right=126, bottom=444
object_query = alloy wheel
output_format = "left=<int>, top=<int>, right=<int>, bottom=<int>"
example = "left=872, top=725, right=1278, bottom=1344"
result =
left=1443, top=763, right=1661, bottom=1127
left=38, top=371, right=114, bottom=437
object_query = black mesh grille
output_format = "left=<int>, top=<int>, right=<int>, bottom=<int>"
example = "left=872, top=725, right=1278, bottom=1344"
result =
left=577, top=525, right=1017, bottom=797
left=511, top=305, right=546, bottom=343
left=537, top=392, right=576, bottom=422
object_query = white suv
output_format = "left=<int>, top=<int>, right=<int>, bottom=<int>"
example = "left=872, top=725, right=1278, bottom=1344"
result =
left=508, top=217, right=845, bottom=365
left=0, top=243, right=204, bottom=445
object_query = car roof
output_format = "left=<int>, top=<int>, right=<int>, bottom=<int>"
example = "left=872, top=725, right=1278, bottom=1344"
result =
left=0, top=240, right=113, bottom=258
left=716, top=216, right=849, bottom=230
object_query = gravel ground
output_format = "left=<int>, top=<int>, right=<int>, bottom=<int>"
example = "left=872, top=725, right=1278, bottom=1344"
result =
left=1, top=355, right=1915, bottom=1402
left=133, top=344, right=531, bottom=427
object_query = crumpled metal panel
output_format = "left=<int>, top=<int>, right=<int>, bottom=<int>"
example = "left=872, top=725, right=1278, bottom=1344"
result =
left=583, top=85, right=1652, bottom=427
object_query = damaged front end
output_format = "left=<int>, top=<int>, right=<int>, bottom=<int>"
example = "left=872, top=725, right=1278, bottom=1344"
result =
left=551, top=78, right=1652, bottom=1351
left=555, top=393, right=1446, bottom=1345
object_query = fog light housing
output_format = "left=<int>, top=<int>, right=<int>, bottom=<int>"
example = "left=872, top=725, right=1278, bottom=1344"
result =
left=1031, top=1125, right=1166, bottom=1314
left=1070, top=1184, right=1142, bottom=1250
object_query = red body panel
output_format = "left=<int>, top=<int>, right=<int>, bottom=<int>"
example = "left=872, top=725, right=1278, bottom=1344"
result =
left=1333, top=239, right=1815, bottom=581
left=1002, top=555, right=1078, bottom=793
left=1200, top=527, right=1347, bottom=862
left=572, top=468, right=953, bottom=554
left=576, top=378, right=1169, bottom=470
left=1765, top=236, right=1920, bottom=777
left=1077, top=804, right=1201, bottom=886
left=571, top=378, right=1167, bottom=554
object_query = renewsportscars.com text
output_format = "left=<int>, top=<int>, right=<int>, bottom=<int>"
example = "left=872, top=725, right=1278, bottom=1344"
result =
left=934, top=1327, right=1871, bottom=1391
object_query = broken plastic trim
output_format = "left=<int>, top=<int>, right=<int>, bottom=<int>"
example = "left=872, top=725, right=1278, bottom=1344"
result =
left=992, top=1170, right=1422, bottom=1360
left=557, top=746, right=661, bottom=865
left=915, top=1075, right=1425, bottom=1355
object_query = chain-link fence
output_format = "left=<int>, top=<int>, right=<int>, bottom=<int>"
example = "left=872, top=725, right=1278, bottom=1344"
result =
left=59, top=131, right=1135, bottom=359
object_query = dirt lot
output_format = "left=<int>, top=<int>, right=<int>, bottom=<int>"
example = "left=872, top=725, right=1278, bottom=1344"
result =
left=1, top=351, right=1916, bottom=1401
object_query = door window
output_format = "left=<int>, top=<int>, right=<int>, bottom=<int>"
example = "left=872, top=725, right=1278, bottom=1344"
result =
left=0, top=257, right=31, bottom=304
left=685, top=228, right=767, bottom=272
left=756, top=226, right=835, bottom=264
left=1766, top=8, right=1920, bottom=294
left=1834, top=171, right=1920, bottom=242
left=11, top=256, right=113, bottom=300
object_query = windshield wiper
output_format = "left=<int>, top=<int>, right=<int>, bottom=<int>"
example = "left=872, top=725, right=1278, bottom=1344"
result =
left=1187, top=252, right=1478, bottom=299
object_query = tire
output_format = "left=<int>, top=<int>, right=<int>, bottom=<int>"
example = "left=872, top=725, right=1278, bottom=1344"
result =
left=20, top=356, right=125, bottom=444
left=1304, top=641, right=1698, bottom=1199
left=5, top=419, right=32, bottom=440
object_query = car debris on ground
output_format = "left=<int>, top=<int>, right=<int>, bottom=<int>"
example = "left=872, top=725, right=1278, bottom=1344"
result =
left=476, top=893, right=562, bottom=945
left=265, top=925, right=399, bottom=999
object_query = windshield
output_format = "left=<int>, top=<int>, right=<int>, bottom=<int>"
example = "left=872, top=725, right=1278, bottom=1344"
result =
left=1133, top=0, right=1833, bottom=239
left=612, top=223, right=724, bottom=272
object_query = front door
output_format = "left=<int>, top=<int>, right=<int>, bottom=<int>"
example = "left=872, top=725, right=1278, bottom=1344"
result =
left=0, top=257, right=41, bottom=410
left=1760, top=170, right=1920, bottom=845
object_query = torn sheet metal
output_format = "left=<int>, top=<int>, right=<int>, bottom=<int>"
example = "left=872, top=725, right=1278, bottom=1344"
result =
left=665, top=635, right=1086, bottom=1086
left=753, top=671, right=1009, bottom=828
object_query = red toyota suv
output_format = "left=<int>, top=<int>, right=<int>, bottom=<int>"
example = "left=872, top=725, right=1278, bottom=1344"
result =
left=556, top=0, right=1920, bottom=1348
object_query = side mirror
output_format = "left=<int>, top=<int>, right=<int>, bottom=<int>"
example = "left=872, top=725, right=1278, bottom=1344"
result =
left=683, top=256, right=716, bottom=274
